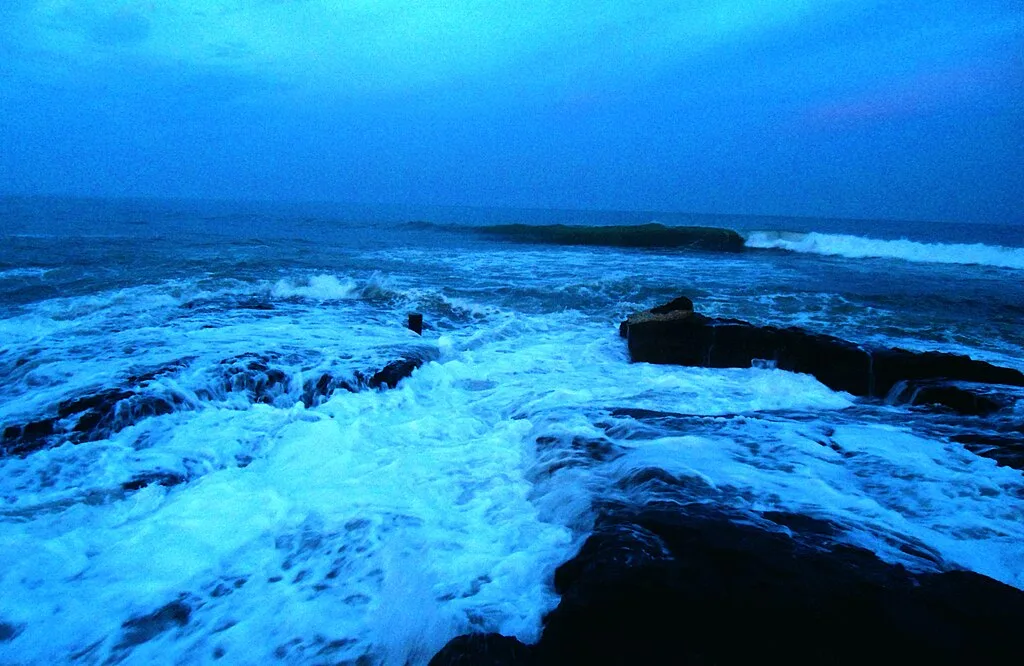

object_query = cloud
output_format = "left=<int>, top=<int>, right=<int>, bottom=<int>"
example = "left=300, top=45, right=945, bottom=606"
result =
left=3, top=0, right=862, bottom=101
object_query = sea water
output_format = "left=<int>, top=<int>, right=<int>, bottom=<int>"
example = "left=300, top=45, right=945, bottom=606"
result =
left=1, top=196, right=1022, bottom=664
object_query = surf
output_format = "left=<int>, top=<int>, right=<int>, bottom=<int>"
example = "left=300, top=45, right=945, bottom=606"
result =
left=744, top=230, right=1024, bottom=270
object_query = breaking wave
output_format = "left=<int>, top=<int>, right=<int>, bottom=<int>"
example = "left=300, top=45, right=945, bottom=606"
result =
left=744, top=231, right=1024, bottom=270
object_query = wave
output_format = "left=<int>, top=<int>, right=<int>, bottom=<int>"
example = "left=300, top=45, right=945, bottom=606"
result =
left=271, top=274, right=360, bottom=300
left=744, top=231, right=1024, bottom=270
left=0, top=267, right=51, bottom=280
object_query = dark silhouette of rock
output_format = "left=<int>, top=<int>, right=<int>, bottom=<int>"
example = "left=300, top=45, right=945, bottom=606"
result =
left=368, top=357, right=426, bottom=389
left=951, top=429, right=1024, bottom=469
left=121, top=471, right=188, bottom=491
left=622, top=299, right=1024, bottom=399
left=475, top=223, right=745, bottom=252
left=1, top=349, right=436, bottom=459
left=116, top=599, right=192, bottom=650
left=0, top=621, right=25, bottom=643
left=888, top=380, right=1011, bottom=416
left=429, top=633, right=534, bottom=666
left=533, top=504, right=1024, bottom=665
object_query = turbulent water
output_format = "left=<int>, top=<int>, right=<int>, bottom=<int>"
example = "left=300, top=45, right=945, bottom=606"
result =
left=1, top=196, right=1023, bottom=664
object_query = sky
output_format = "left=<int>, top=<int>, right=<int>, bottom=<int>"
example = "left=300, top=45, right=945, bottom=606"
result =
left=0, top=0, right=1021, bottom=223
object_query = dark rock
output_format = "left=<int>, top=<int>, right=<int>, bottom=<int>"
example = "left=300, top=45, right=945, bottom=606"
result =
left=299, top=372, right=357, bottom=408
left=0, top=621, right=25, bottom=642
left=121, top=471, right=188, bottom=492
left=950, top=431, right=1024, bottom=469
left=761, top=510, right=841, bottom=538
left=58, top=388, right=135, bottom=433
left=126, top=357, right=196, bottom=385
left=408, top=312, right=424, bottom=335
left=429, top=633, right=534, bottom=666
left=649, top=296, right=694, bottom=315
left=622, top=300, right=1024, bottom=399
left=888, top=379, right=1012, bottom=416
left=368, top=358, right=426, bottom=389
left=1, top=418, right=58, bottom=456
left=475, top=223, right=745, bottom=252
left=117, top=599, right=192, bottom=650
left=3, top=348, right=438, bottom=459
left=535, top=505, right=1024, bottom=665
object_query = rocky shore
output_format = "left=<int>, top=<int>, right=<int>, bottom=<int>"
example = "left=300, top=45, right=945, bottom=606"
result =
left=429, top=296, right=1024, bottom=665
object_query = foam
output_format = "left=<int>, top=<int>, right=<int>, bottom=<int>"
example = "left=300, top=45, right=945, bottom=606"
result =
left=2, top=235, right=1023, bottom=663
left=271, top=274, right=360, bottom=300
left=745, top=230, right=1024, bottom=270
left=0, top=267, right=51, bottom=280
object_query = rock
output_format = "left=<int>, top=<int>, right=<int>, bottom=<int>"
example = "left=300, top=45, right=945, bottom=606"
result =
left=116, top=599, right=192, bottom=650
left=368, top=357, right=428, bottom=389
left=0, top=621, right=26, bottom=643
left=887, top=380, right=1011, bottom=416
left=474, top=223, right=745, bottom=252
left=121, top=471, right=188, bottom=491
left=950, top=430, right=1024, bottom=469
left=534, top=504, right=1024, bottom=665
left=622, top=299, right=1024, bottom=398
left=618, top=296, right=694, bottom=338
left=2, top=348, right=437, bottom=459
left=428, top=633, right=534, bottom=666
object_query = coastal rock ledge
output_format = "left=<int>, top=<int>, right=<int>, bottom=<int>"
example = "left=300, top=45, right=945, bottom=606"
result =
left=620, top=296, right=1024, bottom=399
left=431, top=504, right=1024, bottom=665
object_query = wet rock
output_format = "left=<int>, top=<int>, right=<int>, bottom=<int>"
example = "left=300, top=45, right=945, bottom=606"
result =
left=1, top=418, right=57, bottom=456
left=950, top=430, right=1024, bottom=469
left=121, top=471, right=188, bottom=491
left=429, top=633, right=534, bottom=666
left=0, top=621, right=26, bottom=642
left=116, top=599, right=192, bottom=650
left=888, top=380, right=1010, bottom=416
left=2, top=348, right=438, bottom=459
left=368, top=357, right=426, bottom=389
left=622, top=299, right=1024, bottom=399
left=534, top=504, right=1024, bottom=665
left=299, top=372, right=358, bottom=408
left=58, top=388, right=135, bottom=433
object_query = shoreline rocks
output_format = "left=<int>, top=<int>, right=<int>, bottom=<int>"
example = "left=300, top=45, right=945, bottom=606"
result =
left=431, top=503, right=1024, bottom=665
left=1, top=349, right=435, bottom=460
left=621, top=297, right=1024, bottom=400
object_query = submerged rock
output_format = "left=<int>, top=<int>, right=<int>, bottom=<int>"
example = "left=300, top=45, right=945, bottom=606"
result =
left=474, top=223, right=745, bottom=252
left=0, top=348, right=436, bottom=459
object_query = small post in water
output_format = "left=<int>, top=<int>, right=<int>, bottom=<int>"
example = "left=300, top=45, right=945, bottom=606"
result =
left=408, top=312, right=423, bottom=335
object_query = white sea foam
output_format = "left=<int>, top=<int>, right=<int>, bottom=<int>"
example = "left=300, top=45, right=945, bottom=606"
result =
left=271, top=274, right=360, bottom=300
left=744, top=230, right=1024, bottom=270
left=0, top=267, right=50, bottom=280
left=2, top=240, right=1024, bottom=664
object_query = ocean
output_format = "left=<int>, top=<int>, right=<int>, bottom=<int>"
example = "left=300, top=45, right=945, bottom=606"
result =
left=1, top=196, right=1022, bottom=664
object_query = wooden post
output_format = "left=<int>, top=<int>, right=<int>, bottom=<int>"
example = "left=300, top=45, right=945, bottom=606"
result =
left=408, top=312, right=423, bottom=335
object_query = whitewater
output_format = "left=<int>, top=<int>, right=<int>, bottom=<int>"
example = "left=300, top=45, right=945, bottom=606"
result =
left=744, top=230, right=1024, bottom=270
left=1, top=197, right=1022, bottom=664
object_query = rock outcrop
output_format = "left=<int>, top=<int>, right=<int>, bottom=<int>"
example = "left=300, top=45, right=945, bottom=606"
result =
left=475, top=223, right=745, bottom=252
left=533, top=504, right=1024, bottom=665
left=431, top=503, right=1024, bottom=665
left=1, top=348, right=435, bottom=459
left=620, top=297, right=1024, bottom=399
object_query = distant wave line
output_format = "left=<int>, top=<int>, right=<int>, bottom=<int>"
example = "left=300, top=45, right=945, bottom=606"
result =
left=743, top=231, right=1024, bottom=270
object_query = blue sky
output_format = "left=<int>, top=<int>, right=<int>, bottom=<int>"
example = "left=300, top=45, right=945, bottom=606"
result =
left=1, top=1, right=1021, bottom=222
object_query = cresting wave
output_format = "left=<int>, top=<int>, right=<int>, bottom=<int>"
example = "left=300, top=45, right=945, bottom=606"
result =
left=744, top=231, right=1024, bottom=270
